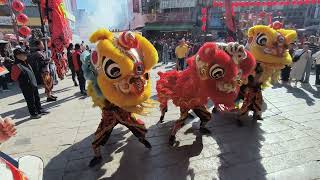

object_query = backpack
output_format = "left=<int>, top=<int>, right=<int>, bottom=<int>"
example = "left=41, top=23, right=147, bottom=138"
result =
left=292, top=50, right=306, bottom=63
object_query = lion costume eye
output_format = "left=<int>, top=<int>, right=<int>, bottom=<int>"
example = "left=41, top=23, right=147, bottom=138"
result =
left=209, top=64, right=225, bottom=79
left=102, top=57, right=121, bottom=79
left=256, top=33, right=267, bottom=46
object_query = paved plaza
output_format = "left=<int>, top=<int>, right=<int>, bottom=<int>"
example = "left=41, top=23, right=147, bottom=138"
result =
left=1, top=63, right=320, bottom=180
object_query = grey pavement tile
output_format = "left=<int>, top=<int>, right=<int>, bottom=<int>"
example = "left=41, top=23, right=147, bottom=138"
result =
left=280, top=136, right=320, bottom=152
left=260, top=147, right=320, bottom=174
left=43, top=169, right=64, bottom=180
left=265, top=161, right=320, bottom=180
left=63, top=169, right=102, bottom=180
left=302, top=119, right=320, bottom=131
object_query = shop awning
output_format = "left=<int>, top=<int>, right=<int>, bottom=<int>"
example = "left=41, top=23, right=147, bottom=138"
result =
left=143, top=23, right=194, bottom=31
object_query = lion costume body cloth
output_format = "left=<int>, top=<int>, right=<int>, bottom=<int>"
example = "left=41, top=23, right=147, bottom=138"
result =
left=247, top=22, right=297, bottom=88
left=85, top=29, right=158, bottom=162
left=156, top=42, right=256, bottom=144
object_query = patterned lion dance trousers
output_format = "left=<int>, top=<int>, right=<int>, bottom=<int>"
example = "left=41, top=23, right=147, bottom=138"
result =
left=170, top=105, right=211, bottom=136
left=92, top=104, right=148, bottom=157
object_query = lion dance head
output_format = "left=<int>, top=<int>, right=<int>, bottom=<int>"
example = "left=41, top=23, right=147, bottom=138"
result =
left=87, top=29, right=158, bottom=114
left=247, top=21, right=297, bottom=87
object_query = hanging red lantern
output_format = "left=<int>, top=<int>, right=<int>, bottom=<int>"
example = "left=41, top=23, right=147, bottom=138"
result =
left=201, top=25, right=206, bottom=32
left=18, top=26, right=31, bottom=37
left=232, top=2, right=238, bottom=7
left=16, top=13, right=29, bottom=24
left=0, top=0, right=7, bottom=5
left=12, top=0, right=25, bottom=12
left=284, top=0, right=290, bottom=6
left=312, top=0, right=316, bottom=4
left=266, top=1, right=272, bottom=6
left=292, top=0, right=296, bottom=5
left=305, top=0, right=310, bottom=4
left=201, top=8, right=207, bottom=15
left=201, top=16, right=207, bottom=23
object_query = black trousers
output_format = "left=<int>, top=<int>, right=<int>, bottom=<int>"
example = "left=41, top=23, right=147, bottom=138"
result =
left=76, top=70, right=86, bottom=92
left=0, top=75, right=8, bottom=90
left=21, top=85, right=42, bottom=116
left=178, top=58, right=185, bottom=70
left=70, top=67, right=77, bottom=84
left=316, top=65, right=320, bottom=85
left=281, top=65, right=291, bottom=82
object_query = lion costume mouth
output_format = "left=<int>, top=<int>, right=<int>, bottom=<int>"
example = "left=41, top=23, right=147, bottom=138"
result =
left=217, top=81, right=236, bottom=93
left=113, top=75, right=147, bottom=95
left=263, top=47, right=285, bottom=57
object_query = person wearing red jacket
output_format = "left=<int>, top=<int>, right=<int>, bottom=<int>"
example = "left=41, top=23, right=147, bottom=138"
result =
left=11, top=48, right=49, bottom=119
left=72, top=44, right=86, bottom=95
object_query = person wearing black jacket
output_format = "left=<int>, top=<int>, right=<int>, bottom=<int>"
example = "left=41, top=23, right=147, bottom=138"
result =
left=32, top=40, right=57, bottom=102
left=11, top=48, right=49, bottom=119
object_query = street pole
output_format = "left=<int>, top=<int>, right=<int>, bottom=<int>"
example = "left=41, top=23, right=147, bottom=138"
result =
left=224, top=0, right=236, bottom=41
left=34, top=0, right=48, bottom=58
left=7, top=0, right=20, bottom=43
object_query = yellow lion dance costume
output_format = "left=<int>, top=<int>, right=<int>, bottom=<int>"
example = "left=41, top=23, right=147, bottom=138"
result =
left=86, top=29, right=158, bottom=167
left=247, top=21, right=297, bottom=87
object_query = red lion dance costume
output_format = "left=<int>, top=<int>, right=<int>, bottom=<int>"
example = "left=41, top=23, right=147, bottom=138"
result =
left=157, top=42, right=256, bottom=146
left=40, top=0, right=71, bottom=79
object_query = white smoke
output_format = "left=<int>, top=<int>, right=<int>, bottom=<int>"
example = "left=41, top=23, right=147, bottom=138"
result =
left=77, top=0, right=131, bottom=43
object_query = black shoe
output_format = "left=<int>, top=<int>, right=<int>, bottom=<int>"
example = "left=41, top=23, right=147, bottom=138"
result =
left=38, top=110, right=50, bottom=115
left=30, top=114, right=41, bottom=119
left=139, top=138, right=152, bottom=149
left=169, top=135, right=176, bottom=146
left=88, top=156, right=102, bottom=167
left=51, top=95, right=57, bottom=99
left=74, top=82, right=79, bottom=87
left=159, top=115, right=164, bottom=123
left=253, top=115, right=263, bottom=121
left=81, top=91, right=87, bottom=96
left=47, top=97, right=57, bottom=102
left=199, top=127, right=211, bottom=134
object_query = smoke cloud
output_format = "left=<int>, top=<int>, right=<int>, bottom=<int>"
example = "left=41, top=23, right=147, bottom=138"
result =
left=77, top=0, right=130, bottom=42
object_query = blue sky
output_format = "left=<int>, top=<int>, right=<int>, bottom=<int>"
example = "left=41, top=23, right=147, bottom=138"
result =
left=77, top=0, right=96, bottom=13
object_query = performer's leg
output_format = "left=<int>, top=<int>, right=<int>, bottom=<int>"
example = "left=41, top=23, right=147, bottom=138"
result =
left=42, top=72, right=53, bottom=98
left=193, top=106, right=212, bottom=134
left=169, top=108, right=189, bottom=146
left=89, top=111, right=117, bottom=167
left=253, top=91, right=263, bottom=121
left=121, top=114, right=151, bottom=149
left=159, top=104, right=168, bottom=123
left=237, top=100, right=251, bottom=127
